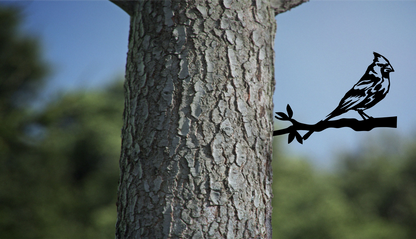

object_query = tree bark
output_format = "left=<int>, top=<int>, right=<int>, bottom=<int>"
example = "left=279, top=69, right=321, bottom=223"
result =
left=114, top=0, right=307, bottom=238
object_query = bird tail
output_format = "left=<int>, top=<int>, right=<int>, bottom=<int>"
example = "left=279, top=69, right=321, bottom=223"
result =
left=324, top=110, right=339, bottom=121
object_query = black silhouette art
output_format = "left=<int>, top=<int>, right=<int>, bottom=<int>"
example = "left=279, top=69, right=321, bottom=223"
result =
left=274, top=52, right=397, bottom=144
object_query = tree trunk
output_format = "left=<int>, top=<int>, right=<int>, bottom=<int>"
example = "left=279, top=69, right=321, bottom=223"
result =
left=114, top=0, right=307, bottom=238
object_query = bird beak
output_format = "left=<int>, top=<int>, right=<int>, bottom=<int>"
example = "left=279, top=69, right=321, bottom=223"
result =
left=386, top=65, right=394, bottom=72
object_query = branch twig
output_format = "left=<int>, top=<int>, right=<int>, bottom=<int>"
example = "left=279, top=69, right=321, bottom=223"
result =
left=274, top=117, right=397, bottom=135
left=273, top=104, right=397, bottom=144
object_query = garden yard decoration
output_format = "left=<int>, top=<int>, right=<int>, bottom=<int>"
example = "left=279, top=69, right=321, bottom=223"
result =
left=274, top=52, right=397, bottom=144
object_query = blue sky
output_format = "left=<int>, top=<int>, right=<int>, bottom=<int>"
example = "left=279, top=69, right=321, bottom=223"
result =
left=275, top=1, right=416, bottom=168
left=8, top=1, right=130, bottom=96
left=3, top=1, right=416, bottom=168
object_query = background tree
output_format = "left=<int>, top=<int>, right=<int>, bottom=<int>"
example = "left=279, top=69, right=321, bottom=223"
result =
left=334, top=134, right=416, bottom=239
left=0, top=78, right=124, bottom=239
left=0, top=7, right=124, bottom=237
left=272, top=131, right=416, bottom=239
left=0, top=79, right=125, bottom=238
left=0, top=6, right=48, bottom=160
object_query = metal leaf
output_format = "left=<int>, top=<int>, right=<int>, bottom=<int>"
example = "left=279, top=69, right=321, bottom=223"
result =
left=295, top=131, right=303, bottom=144
left=276, top=112, right=288, bottom=120
left=286, top=104, right=293, bottom=119
left=288, top=132, right=295, bottom=144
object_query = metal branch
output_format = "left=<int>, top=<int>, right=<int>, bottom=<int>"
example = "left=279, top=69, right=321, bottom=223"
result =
left=274, top=117, right=397, bottom=136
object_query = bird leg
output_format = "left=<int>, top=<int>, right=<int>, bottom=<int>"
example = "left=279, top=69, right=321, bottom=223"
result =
left=358, top=110, right=372, bottom=120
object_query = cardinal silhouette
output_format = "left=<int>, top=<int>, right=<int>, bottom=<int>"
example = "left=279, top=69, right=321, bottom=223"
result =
left=303, top=52, right=394, bottom=140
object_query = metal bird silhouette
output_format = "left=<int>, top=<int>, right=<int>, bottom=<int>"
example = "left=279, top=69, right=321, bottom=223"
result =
left=303, top=52, right=394, bottom=140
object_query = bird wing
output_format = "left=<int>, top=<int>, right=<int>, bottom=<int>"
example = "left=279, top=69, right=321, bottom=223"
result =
left=338, top=79, right=375, bottom=111
left=326, top=78, right=375, bottom=119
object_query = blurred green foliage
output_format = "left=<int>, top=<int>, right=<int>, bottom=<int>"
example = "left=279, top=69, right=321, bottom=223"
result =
left=2, top=4, right=416, bottom=239
left=0, top=83, right=124, bottom=239
left=0, top=6, right=48, bottom=114
left=272, top=133, right=416, bottom=239
left=0, top=5, right=123, bottom=239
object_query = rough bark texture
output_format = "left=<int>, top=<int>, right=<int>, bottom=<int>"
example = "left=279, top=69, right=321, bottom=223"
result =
left=113, top=0, right=309, bottom=238
left=115, top=0, right=290, bottom=238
